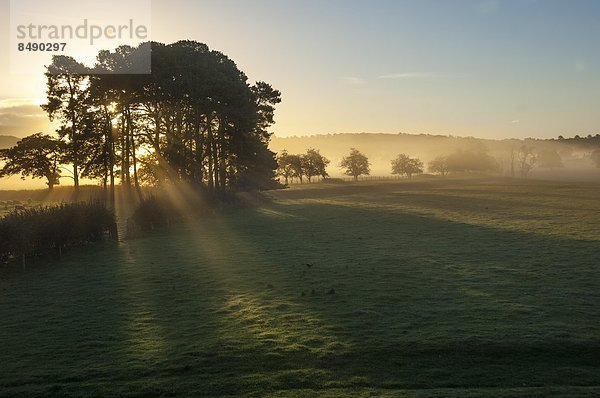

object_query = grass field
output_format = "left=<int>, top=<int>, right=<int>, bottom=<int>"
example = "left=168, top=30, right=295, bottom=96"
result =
left=1, top=177, right=600, bottom=397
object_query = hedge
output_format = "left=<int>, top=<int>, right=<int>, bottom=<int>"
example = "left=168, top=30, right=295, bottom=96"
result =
left=0, top=202, right=117, bottom=264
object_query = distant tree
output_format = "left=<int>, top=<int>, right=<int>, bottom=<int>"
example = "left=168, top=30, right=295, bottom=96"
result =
left=591, top=149, right=600, bottom=168
left=446, top=147, right=497, bottom=173
left=0, top=133, right=64, bottom=190
left=276, top=150, right=295, bottom=185
left=428, top=155, right=449, bottom=176
left=391, top=154, right=424, bottom=178
left=289, top=154, right=304, bottom=183
left=509, top=145, right=517, bottom=177
left=517, top=145, right=537, bottom=177
left=340, top=148, right=370, bottom=181
left=302, top=148, right=330, bottom=182
left=536, top=149, right=564, bottom=169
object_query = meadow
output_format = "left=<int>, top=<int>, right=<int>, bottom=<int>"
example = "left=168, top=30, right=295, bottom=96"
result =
left=1, top=176, right=600, bottom=397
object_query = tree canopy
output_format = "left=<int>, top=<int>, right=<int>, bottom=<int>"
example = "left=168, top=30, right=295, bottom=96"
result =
left=340, top=148, right=370, bottom=181
left=302, top=148, right=330, bottom=182
left=0, top=134, right=64, bottom=190
left=391, top=154, right=424, bottom=178
left=445, top=148, right=497, bottom=173
left=276, top=149, right=329, bottom=184
left=428, top=156, right=449, bottom=176
left=31, top=41, right=282, bottom=198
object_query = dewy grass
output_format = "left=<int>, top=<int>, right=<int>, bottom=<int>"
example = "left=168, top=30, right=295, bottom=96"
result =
left=1, top=177, right=600, bottom=397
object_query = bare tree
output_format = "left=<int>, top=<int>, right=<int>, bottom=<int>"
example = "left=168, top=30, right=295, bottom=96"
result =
left=517, top=145, right=537, bottom=177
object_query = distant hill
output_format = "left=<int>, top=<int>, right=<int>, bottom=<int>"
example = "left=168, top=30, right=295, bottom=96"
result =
left=0, top=135, right=19, bottom=149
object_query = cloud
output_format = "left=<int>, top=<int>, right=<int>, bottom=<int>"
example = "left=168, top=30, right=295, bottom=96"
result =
left=340, top=77, right=366, bottom=86
left=511, top=120, right=521, bottom=124
left=0, top=98, right=53, bottom=136
left=0, top=98, right=45, bottom=109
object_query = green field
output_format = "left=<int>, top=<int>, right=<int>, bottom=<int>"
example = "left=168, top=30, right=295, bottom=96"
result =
left=1, top=177, right=600, bottom=397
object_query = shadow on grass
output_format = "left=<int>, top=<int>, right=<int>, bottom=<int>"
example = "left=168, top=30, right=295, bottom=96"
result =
left=1, top=190, right=600, bottom=396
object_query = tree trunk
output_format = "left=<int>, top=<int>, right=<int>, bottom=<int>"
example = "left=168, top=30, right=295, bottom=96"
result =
left=109, top=123, right=115, bottom=208
left=206, top=114, right=214, bottom=192
left=73, top=161, right=79, bottom=189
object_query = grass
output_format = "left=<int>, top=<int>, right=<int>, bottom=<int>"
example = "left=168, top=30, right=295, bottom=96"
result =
left=1, top=176, right=600, bottom=397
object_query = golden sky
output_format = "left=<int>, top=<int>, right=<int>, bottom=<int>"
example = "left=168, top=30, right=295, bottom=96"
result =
left=1, top=0, right=599, bottom=140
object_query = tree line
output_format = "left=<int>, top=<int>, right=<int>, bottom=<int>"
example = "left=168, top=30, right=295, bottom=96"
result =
left=0, top=41, right=282, bottom=201
left=277, top=144, right=576, bottom=183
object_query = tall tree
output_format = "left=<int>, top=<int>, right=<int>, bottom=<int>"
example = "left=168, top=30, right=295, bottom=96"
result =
left=340, top=148, right=370, bottom=181
left=38, top=41, right=282, bottom=195
left=41, top=56, right=91, bottom=191
left=0, top=134, right=64, bottom=190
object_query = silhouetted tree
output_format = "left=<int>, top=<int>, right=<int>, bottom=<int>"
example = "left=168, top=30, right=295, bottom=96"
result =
left=428, top=156, right=449, bottom=176
left=289, top=154, right=304, bottom=183
left=40, top=41, right=282, bottom=196
left=391, top=154, right=423, bottom=178
left=302, top=148, right=330, bottom=182
left=0, top=134, right=64, bottom=190
left=340, top=148, right=370, bottom=181
left=41, top=56, right=91, bottom=190
left=276, top=150, right=295, bottom=185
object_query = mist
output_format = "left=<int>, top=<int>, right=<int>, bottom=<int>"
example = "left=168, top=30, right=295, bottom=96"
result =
left=270, top=133, right=600, bottom=182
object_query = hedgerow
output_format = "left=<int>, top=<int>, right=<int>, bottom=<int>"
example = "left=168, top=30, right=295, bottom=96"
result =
left=0, top=202, right=117, bottom=264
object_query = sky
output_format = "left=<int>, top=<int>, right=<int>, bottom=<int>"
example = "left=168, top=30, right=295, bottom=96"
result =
left=1, top=0, right=600, bottom=140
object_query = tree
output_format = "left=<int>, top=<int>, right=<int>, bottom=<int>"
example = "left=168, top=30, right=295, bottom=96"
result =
left=289, top=154, right=304, bottom=183
left=38, top=41, right=282, bottom=196
left=446, top=148, right=497, bottom=173
left=340, top=148, right=370, bottom=181
left=276, top=150, right=295, bottom=185
left=302, top=148, right=330, bottom=182
left=391, top=154, right=424, bottom=178
left=537, top=149, right=564, bottom=169
left=0, top=134, right=64, bottom=190
left=41, top=56, right=91, bottom=191
left=428, top=156, right=449, bottom=176
left=517, top=145, right=536, bottom=177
